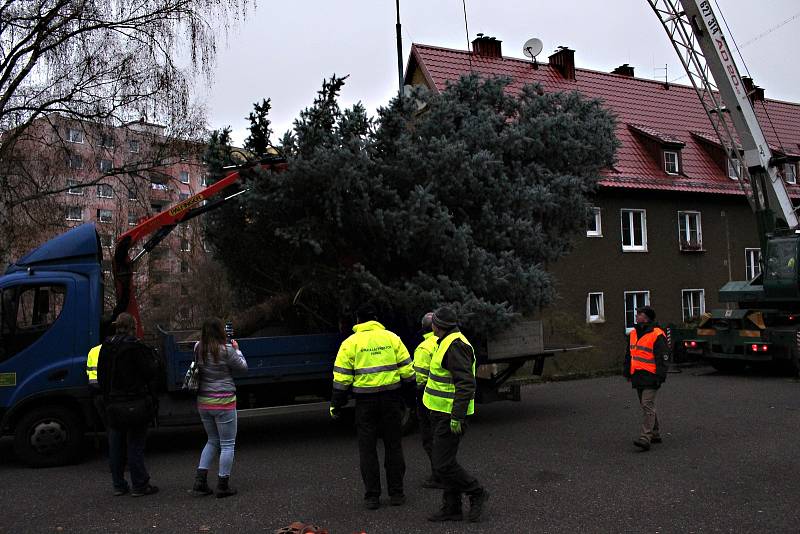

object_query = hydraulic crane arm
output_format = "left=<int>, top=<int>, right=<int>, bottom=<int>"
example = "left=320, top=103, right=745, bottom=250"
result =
left=112, top=156, right=288, bottom=335
left=646, top=0, right=798, bottom=235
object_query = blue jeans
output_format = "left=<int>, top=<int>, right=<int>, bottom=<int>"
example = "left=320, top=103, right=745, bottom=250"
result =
left=198, top=408, right=238, bottom=477
left=108, top=424, right=149, bottom=491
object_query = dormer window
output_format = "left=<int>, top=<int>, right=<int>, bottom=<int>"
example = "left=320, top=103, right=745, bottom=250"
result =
left=727, top=158, right=741, bottom=180
left=784, top=162, right=797, bottom=185
left=664, top=150, right=680, bottom=175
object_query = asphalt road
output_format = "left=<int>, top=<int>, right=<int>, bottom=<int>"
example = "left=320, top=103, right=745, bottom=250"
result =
left=1, top=367, right=799, bottom=533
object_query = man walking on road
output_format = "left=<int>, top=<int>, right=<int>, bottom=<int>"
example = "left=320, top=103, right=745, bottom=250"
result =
left=623, top=305, right=669, bottom=451
left=413, top=312, right=443, bottom=489
left=329, top=304, right=416, bottom=510
left=424, top=306, right=488, bottom=523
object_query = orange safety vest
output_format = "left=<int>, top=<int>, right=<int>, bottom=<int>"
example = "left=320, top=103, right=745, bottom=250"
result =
left=629, top=327, right=665, bottom=375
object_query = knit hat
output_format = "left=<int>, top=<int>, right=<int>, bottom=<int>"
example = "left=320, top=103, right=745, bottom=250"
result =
left=637, top=306, right=656, bottom=322
left=432, top=306, right=458, bottom=329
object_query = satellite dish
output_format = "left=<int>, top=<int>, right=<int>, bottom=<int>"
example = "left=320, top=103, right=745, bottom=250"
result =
left=523, top=38, right=543, bottom=59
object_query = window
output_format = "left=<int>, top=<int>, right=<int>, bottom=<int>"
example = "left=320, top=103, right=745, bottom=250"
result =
left=586, top=292, right=605, bottom=323
left=681, top=289, right=705, bottom=322
left=180, top=238, right=190, bottom=252
left=678, top=211, right=703, bottom=250
left=620, top=209, right=647, bottom=252
left=179, top=171, right=190, bottom=184
left=129, top=140, right=140, bottom=153
left=784, top=163, right=797, bottom=185
left=179, top=193, right=189, bottom=201
left=128, top=188, right=137, bottom=201
left=67, top=154, right=83, bottom=170
left=0, top=284, right=67, bottom=361
left=150, top=177, right=168, bottom=191
left=96, top=209, right=113, bottom=223
left=98, top=135, right=114, bottom=148
left=67, top=179, right=83, bottom=195
left=745, top=248, right=761, bottom=280
left=98, top=159, right=113, bottom=173
left=587, top=207, right=602, bottom=237
left=66, top=128, right=83, bottom=144
left=97, top=184, right=113, bottom=198
left=100, top=234, right=113, bottom=248
left=180, top=260, right=189, bottom=273
left=624, top=291, right=650, bottom=330
left=200, top=174, right=208, bottom=187
left=66, top=207, right=82, bottom=221
left=664, top=150, right=680, bottom=174
left=727, top=158, right=741, bottom=180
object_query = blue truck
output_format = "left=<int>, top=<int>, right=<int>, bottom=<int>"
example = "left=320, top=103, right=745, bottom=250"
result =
left=1, top=159, right=565, bottom=467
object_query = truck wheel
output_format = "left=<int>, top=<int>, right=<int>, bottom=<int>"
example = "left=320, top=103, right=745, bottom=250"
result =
left=13, top=405, right=85, bottom=467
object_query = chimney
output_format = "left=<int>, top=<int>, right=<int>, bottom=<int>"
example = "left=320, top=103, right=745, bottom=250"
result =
left=612, top=64, right=635, bottom=77
left=549, top=46, right=575, bottom=81
left=471, top=33, right=503, bottom=58
left=741, top=76, right=765, bottom=102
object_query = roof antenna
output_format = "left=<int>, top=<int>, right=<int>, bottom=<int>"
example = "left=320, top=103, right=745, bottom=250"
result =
left=463, top=0, right=472, bottom=71
left=522, top=38, right=543, bottom=70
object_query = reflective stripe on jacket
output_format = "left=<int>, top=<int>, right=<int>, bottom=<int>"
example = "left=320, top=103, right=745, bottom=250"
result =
left=422, top=331, right=475, bottom=416
left=332, top=320, right=414, bottom=394
left=86, top=344, right=101, bottom=385
left=629, top=327, right=666, bottom=375
left=413, top=332, right=438, bottom=388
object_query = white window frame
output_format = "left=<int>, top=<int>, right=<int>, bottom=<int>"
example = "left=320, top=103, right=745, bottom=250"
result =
left=664, top=150, right=680, bottom=175
left=67, top=179, right=83, bottom=195
left=681, top=289, right=705, bottom=322
left=97, top=183, right=113, bottom=199
left=745, top=248, right=762, bottom=280
left=180, top=238, right=191, bottom=252
left=68, top=154, right=83, bottom=170
left=179, top=171, right=190, bottom=184
left=727, top=158, right=741, bottom=180
left=98, top=135, right=115, bottom=148
left=100, top=234, right=114, bottom=248
left=66, top=127, right=84, bottom=144
left=620, top=209, right=647, bottom=252
left=784, top=162, right=797, bottom=185
left=624, top=291, right=650, bottom=332
left=128, top=213, right=138, bottom=226
left=98, top=159, right=113, bottom=173
left=129, top=140, right=140, bottom=153
left=587, top=207, right=602, bottom=237
left=586, top=292, right=605, bottom=323
left=66, top=207, right=82, bottom=221
left=96, top=209, right=113, bottom=223
left=200, top=174, right=208, bottom=187
left=678, top=211, right=703, bottom=251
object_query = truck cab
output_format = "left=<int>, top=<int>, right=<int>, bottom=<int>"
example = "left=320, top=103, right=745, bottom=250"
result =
left=0, top=223, right=104, bottom=466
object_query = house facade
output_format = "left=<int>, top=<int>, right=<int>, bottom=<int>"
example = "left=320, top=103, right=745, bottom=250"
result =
left=404, top=36, right=800, bottom=371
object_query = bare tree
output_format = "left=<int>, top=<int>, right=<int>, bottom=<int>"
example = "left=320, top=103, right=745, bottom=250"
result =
left=0, top=0, right=249, bottom=263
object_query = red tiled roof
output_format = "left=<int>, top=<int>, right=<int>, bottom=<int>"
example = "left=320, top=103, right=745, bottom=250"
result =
left=407, top=44, right=800, bottom=196
left=628, top=123, right=685, bottom=146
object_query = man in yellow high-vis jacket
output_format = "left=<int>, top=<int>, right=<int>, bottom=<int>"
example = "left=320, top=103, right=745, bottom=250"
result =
left=87, top=344, right=102, bottom=388
left=330, top=304, right=415, bottom=510
left=413, top=312, right=443, bottom=489
left=424, top=306, right=488, bottom=523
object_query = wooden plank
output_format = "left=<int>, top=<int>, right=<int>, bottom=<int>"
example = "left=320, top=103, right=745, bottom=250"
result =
left=487, top=320, right=544, bottom=361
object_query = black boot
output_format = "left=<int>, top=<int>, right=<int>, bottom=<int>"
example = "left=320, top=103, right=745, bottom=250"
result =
left=467, top=488, right=490, bottom=522
left=192, top=468, right=213, bottom=496
left=216, top=475, right=237, bottom=498
left=427, top=492, right=462, bottom=522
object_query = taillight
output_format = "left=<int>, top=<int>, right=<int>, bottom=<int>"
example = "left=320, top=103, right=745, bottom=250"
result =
left=749, top=344, right=770, bottom=352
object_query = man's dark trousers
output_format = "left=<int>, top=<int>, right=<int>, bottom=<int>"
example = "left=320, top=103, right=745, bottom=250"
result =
left=108, top=423, right=149, bottom=491
left=355, top=391, right=406, bottom=499
left=416, top=389, right=434, bottom=470
left=430, top=411, right=481, bottom=503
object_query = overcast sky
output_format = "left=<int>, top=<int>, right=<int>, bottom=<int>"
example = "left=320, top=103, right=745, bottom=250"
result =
left=200, top=0, right=800, bottom=145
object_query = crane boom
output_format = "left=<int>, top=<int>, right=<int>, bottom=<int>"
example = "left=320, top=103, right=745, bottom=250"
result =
left=646, top=0, right=798, bottom=232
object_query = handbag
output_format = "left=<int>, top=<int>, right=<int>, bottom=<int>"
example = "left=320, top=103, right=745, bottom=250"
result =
left=182, top=344, right=201, bottom=393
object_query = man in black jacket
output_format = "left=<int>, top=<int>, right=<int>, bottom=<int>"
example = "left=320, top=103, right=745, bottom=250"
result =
left=97, top=313, right=159, bottom=496
left=623, top=306, right=669, bottom=451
